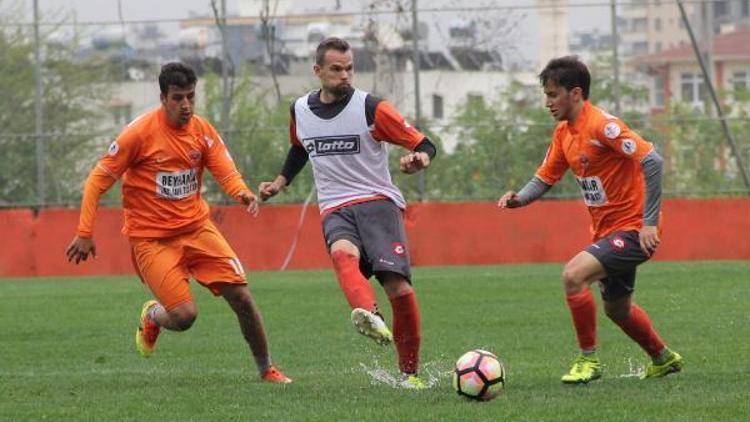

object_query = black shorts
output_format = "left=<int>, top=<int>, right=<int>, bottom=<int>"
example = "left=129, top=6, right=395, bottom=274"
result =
left=322, top=199, right=411, bottom=281
left=585, top=230, right=651, bottom=302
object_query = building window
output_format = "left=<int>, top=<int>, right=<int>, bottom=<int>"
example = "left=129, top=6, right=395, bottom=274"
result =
left=432, top=94, right=444, bottom=119
left=733, top=71, right=750, bottom=91
left=111, top=103, right=132, bottom=125
left=680, top=73, right=708, bottom=104
left=654, top=18, right=662, bottom=32
left=743, top=0, right=750, bottom=17
left=633, top=41, right=649, bottom=55
left=633, top=17, right=648, bottom=32
left=713, top=0, right=729, bottom=17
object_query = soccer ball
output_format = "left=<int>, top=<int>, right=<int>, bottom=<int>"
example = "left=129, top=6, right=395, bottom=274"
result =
left=452, top=349, right=505, bottom=401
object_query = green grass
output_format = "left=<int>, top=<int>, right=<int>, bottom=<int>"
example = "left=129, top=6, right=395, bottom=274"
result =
left=2, top=261, right=749, bottom=421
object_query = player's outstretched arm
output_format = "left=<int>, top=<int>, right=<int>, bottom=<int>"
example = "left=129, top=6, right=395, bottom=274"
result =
left=399, top=151, right=431, bottom=174
left=258, top=175, right=288, bottom=201
left=260, top=143, right=308, bottom=201
left=497, top=176, right=552, bottom=210
left=497, top=191, right=522, bottom=208
left=66, top=236, right=96, bottom=264
left=237, top=191, right=260, bottom=217
left=66, top=166, right=117, bottom=264
left=638, top=150, right=664, bottom=256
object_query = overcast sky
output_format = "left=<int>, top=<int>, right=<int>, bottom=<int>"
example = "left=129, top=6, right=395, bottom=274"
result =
left=16, top=0, right=612, bottom=65
left=27, top=0, right=609, bottom=28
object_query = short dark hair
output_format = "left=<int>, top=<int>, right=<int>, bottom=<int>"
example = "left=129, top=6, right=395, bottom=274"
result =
left=158, top=62, right=197, bottom=94
left=315, top=37, right=351, bottom=66
left=539, top=56, right=590, bottom=100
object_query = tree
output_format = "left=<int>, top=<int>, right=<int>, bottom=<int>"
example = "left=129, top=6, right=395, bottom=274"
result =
left=0, top=15, right=111, bottom=207
left=431, top=80, right=568, bottom=201
left=200, top=69, right=316, bottom=204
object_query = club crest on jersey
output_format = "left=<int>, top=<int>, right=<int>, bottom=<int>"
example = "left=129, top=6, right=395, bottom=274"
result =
left=392, top=242, right=406, bottom=256
left=304, top=135, right=360, bottom=156
left=610, top=236, right=626, bottom=251
left=107, top=141, right=119, bottom=156
left=189, top=150, right=202, bottom=163
left=604, top=122, right=621, bottom=139
left=579, top=154, right=590, bottom=169
left=621, top=139, right=636, bottom=155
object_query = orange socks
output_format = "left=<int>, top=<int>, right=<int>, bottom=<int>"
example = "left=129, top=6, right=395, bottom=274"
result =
left=566, top=289, right=597, bottom=351
left=389, top=290, right=421, bottom=374
left=614, top=304, right=666, bottom=357
left=330, top=250, right=377, bottom=312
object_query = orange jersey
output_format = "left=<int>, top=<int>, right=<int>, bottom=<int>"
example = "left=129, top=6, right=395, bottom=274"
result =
left=536, top=101, right=655, bottom=240
left=77, top=108, right=250, bottom=238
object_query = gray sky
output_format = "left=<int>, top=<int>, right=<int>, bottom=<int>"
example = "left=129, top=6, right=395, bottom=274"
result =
left=27, top=0, right=610, bottom=30
left=21, top=0, right=611, bottom=65
left=32, top=0, right=231, bottom=22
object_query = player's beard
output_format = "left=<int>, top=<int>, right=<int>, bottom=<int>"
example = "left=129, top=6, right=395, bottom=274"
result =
left=328, top=83, right=353, bottom=100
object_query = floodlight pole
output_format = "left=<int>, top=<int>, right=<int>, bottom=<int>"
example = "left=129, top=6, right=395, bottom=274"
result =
left=33, top=0, right=45, bottom=207
left=411, top=0, right=425, bottom=201
left=677, top=1, right=750, bottom=191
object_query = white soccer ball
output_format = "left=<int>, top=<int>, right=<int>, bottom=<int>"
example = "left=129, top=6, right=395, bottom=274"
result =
left=452, top=349, right=505, bottom=401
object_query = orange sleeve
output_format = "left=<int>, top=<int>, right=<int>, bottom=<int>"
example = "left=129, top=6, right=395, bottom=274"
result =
left=595, top=119, right=653, bottom=162
left=535, top=127, right=569, bottom=185
left=97, top=125, right=141, bottom=179
left=370, top=101, right=424, bottom=149
left=203, top=125, right=251, bottom=201
left=76, top=166, right=117, bottom=238
left=76, top=126, right=141, bottom=237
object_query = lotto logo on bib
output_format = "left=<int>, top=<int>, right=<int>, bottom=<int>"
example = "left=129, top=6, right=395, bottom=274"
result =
left=305, top=135, right=360, bottom=156
left=156, top=169, right=198, bottom=200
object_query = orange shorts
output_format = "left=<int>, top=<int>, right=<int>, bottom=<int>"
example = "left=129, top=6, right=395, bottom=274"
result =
left=129, top=220, right=246, bottom=311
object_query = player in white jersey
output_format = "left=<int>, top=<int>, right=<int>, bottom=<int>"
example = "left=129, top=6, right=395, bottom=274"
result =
left=259, top=37, right=437, bottom=389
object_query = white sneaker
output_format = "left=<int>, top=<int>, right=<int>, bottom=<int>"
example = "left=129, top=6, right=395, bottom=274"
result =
left=351, top=308, right=393, bottom=346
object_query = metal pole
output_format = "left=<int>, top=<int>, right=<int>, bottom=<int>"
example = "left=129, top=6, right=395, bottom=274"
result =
left=677, top=0, right=750, bottom=191
left=220, top=0, right=231, bottom=146
left=610, top=0, right=621, bottom=116
left=411, top=0, right=425, bottom=200
left=33, top=0, right=45, bottom=207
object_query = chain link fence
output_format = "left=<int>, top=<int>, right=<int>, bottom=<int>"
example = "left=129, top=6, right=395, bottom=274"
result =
left=2, top=0, right=749, bottom=208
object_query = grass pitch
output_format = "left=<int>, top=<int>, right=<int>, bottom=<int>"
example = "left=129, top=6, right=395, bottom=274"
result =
left=2, top=261, right=749, bottom=421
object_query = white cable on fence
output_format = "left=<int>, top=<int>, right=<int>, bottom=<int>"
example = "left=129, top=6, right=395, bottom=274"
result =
left=279, top=187, right=317, bottom=271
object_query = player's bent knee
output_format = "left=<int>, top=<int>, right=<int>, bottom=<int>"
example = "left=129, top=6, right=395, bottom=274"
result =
left=168, top=307, right=198, bottom=331
left=561, top=265, right=585, bottom=292
left=378, top=273, right=412, bottom=298
left=604, top=299, right=631, bottom=321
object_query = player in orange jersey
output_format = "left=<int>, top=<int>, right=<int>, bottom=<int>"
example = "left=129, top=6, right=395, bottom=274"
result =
left=498, top=56, right=682, bottom=383
left=65, top=62, right=290, bottom=384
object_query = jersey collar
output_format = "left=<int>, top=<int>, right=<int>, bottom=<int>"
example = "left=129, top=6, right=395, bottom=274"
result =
left=568, top=101, right=592, bottom=135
